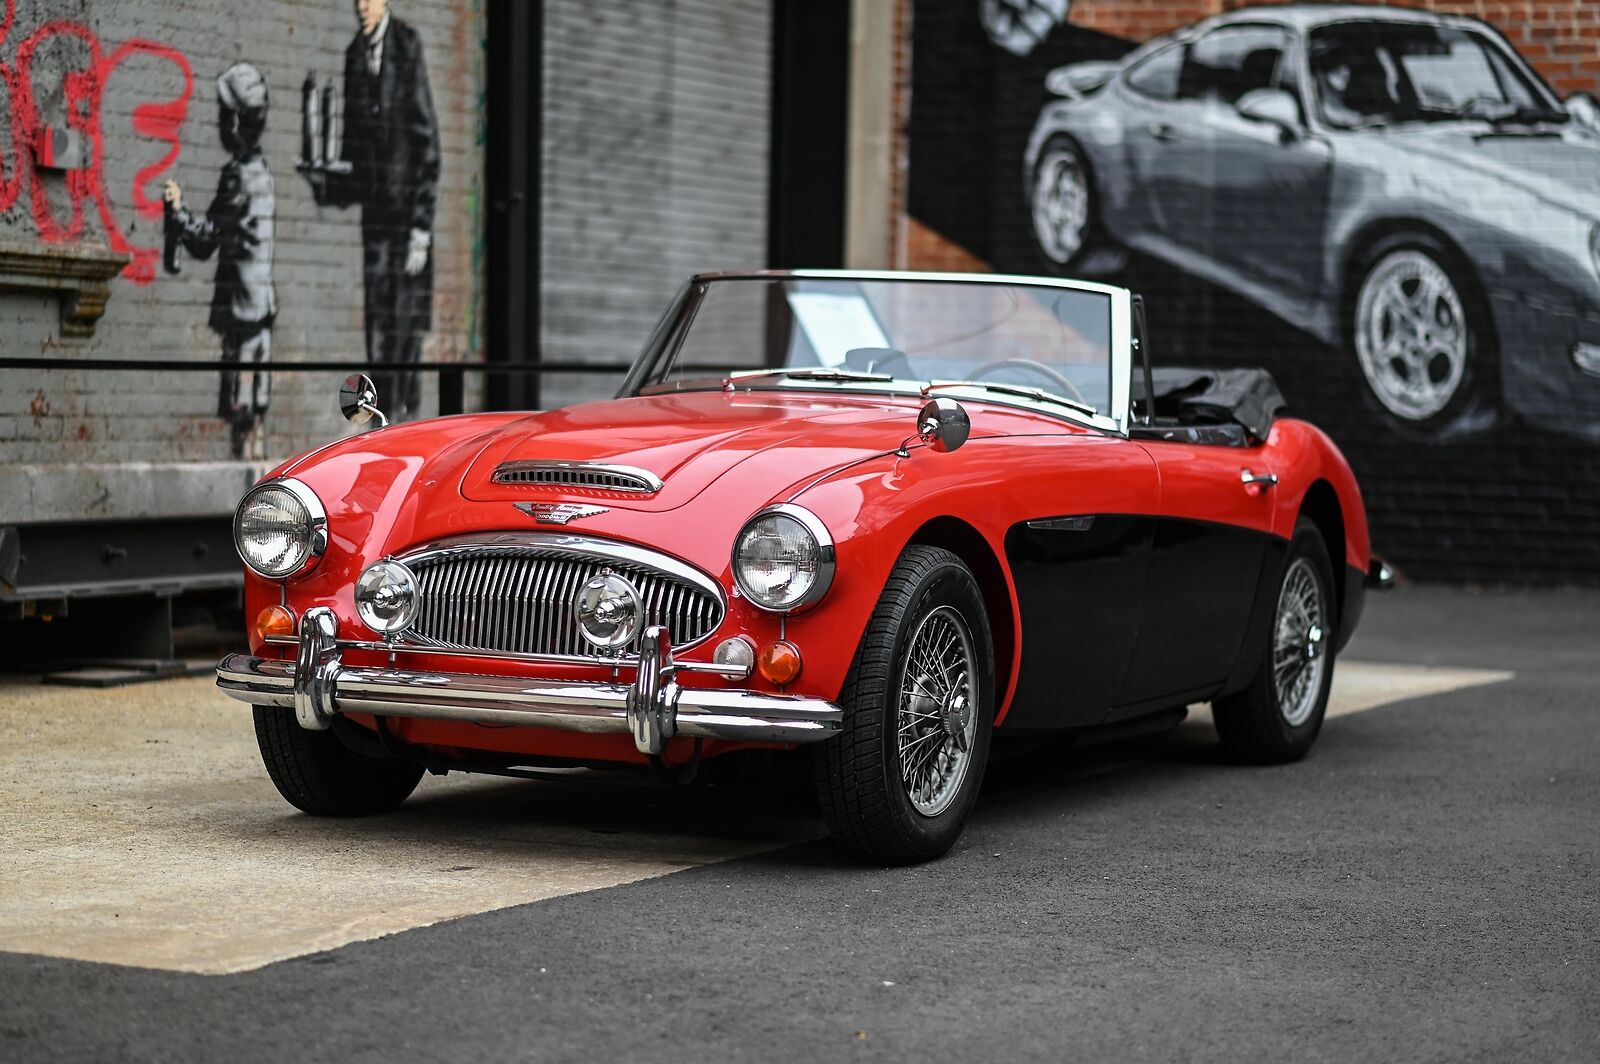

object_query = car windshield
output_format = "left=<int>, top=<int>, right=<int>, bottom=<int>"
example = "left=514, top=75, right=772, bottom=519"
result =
left=1309, top=21, right=1561, bottom=129
left=628, top=276, right=1118, bottom=422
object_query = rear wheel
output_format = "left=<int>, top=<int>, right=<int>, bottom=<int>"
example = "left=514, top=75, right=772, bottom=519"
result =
left=254, top=709, right=424, bottom=816
left=812, top=546, right=994, bottom=864
left=1029, top=135, right=1127, bottom=275
left=1213, top=518, right=1336, bottom=763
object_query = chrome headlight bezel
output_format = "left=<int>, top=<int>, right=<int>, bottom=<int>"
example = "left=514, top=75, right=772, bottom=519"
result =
left=233, top=477, right=328, bottom=580
left=731, top=503, right=836, bottom=613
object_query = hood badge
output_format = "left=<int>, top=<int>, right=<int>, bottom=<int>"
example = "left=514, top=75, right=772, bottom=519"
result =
left=516, top=502, right=610, bottom=525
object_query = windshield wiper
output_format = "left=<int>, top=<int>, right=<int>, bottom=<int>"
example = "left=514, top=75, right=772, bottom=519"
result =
left=723, top=367, right=896, bottom=386
left=924, top=380, right=1098, bottom=417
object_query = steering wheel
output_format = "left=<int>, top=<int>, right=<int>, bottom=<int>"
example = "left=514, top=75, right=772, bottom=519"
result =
left=966, top=358, right=1088, bottom=404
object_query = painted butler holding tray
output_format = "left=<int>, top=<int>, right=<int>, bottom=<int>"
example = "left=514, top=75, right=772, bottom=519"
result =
left=303, top=0, right=441, bottom=421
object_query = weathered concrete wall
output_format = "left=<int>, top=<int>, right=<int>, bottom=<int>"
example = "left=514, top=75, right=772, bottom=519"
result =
left=0, top=0, right=484, bottom=522
left=540, top=0, right=770, bottom=409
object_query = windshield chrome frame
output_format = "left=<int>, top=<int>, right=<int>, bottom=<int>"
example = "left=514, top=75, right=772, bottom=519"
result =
left=618, top=270, right=1135, bottom=436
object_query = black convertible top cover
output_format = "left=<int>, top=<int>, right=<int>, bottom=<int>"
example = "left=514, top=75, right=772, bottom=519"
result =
left=1131, top=367, right=1287, bottom=442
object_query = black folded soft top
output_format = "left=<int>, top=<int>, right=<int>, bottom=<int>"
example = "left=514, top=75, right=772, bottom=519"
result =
left=1130, top=367, right=1287, bottom=443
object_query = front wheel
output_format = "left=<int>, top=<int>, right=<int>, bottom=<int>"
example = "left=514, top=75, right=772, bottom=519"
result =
left=1351, top=236, right=1499, bottom=439
left=254, top=708, right=424, bottom=816
left=812, top=546, right=995, bottom=864
left=1212, top=518, right=1336, bottom=764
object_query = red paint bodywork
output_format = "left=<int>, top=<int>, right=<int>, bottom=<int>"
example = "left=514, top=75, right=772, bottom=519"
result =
left=249, top=389, right=1369, bottom=766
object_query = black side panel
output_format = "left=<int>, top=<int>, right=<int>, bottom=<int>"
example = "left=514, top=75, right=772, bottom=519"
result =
left=1000, top=516, right=1153, bottom=731
left=1219, top=534, right=1289, bottom=697
left=1115, top=519, right=1272, bottom=708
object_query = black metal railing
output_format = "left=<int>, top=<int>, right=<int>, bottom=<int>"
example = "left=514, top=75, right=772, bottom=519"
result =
left=0, top=358, right=633, bottom=415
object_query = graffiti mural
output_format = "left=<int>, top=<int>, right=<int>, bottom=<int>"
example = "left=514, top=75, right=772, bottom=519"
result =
left=304, top=0, right=441, bottom=421
left=0, top=0, right=192, bottom=284
left=161, top=64, right=277, bottom=460
left=908, top=1, right=1600, bottom=583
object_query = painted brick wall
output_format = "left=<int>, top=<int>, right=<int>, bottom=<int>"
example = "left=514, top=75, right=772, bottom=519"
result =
left=904, top=0, right=1600, bottom=584
left=0, top=0, right=484, bottom=522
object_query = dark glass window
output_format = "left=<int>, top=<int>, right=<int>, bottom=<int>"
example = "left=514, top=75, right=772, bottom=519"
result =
left=1125, top=43, right=1183, bottom=100
left=1179, top=25, right=1290, bottom=104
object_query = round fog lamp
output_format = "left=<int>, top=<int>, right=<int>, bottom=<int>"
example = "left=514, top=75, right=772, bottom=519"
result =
left=355, top=559, right=420, bottom=634
left=574, top=571, right=644, bottom=650
left=712, top=636, right=755, bottom=681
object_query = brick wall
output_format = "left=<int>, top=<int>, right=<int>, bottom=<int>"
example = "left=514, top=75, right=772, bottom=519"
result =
left=0, top=0, right=484, bottom=522
left=902, top=0, right=1600, bottom=584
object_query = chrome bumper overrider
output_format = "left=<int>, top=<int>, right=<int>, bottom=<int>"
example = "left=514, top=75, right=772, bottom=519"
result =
left=216, top=607, right=842, bottom=755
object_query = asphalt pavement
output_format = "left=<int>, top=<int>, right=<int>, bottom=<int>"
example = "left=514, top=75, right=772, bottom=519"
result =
left=2, top=585, right=1596, bottom=1062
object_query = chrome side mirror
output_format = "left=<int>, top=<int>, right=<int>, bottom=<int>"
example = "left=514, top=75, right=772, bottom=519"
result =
left=916, top=397, right=970, bottom=453
left=339, top=373, right=388, bottom=429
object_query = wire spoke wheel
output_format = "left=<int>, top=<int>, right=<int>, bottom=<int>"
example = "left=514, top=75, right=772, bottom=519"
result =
left=1272, top=557, right=1327, bottom=727
left=1356, top=249, right=1468, bottom=421
left=896, top=604, right=978, bottom=817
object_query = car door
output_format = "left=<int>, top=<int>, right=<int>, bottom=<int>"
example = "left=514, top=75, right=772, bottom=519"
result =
left=1119, top=39, right=1213, bottom=250
left=999, top=434, right=1161, bottom=731
left=1111, top=436, right=1277, bottom=714
left=1202, top=28, right=1335, bottom=302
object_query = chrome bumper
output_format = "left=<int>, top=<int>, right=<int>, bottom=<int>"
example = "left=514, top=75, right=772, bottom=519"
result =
left=216, top=607, right=842, bottom=754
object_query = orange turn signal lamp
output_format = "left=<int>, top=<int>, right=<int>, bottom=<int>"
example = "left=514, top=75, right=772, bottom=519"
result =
left=256, top=604, right=297, bottom=642
left=757, top=639, right=802, bottom=685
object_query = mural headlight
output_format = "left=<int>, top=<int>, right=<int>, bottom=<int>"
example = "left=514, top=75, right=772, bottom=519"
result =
left=1590, top=226, right=1600, bottom=279
left=732, top=504, right=835, bottom=613
left=574, top=571, right=644, bottom=650
left=355, top=560, right=420, bottom=635
left=233, top=479, right=327, bottom=579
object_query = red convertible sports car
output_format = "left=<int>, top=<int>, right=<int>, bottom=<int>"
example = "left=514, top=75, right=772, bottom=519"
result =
left=218, top=270, right=1381, bottom=864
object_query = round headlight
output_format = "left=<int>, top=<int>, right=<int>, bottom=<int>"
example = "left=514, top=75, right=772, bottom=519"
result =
left=234, top=479, right=327, bottom=579
left=732, top=505, right=835, bottom=612
left=355, top=559, right=420, bottom=634
left=574, top=570, right=644, bottom=650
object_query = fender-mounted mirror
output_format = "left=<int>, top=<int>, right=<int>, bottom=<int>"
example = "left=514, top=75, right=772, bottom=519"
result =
left=917, top=397, right=970, bottom=453
left=339, top=373, right=388, bottom=429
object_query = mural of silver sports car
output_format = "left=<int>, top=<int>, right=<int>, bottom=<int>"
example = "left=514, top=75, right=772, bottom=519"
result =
left=1024, top=4, right=1600, bottom=440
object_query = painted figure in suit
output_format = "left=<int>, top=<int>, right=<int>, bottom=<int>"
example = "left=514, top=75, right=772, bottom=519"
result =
left=163, top=63, right=277, bottom=460
left=310, top=0, right=441, bottom=419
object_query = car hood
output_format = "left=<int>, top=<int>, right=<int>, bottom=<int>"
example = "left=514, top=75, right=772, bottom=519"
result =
left=1374, top=125, right=1600, bottom=218
left=458, top=389, right=967, bottom=511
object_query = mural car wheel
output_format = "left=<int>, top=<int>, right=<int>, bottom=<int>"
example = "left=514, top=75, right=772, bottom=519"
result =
left=1352, top=237, right=1498, bottom=438
left=812, top=545, right=994, bottom=865
left=1030, top=136, right=1099, bottom=270
left=1212, top=518, right=1335, bottom=764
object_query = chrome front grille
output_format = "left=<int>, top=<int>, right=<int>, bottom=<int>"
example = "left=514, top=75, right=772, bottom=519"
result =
left=492, top=462, right=662, bottom=494
left=400, top=535, right=722, bottom=657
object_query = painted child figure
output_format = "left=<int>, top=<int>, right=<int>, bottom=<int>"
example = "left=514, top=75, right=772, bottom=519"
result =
left=163, top=63, right=278, bottom=460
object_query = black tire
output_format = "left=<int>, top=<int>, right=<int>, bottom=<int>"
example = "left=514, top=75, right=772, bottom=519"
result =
left=253, top=708, right=424, bottom=816
left=1213, top=518, right=1337, bottom=764
left=1347, top=232, right=1500, bottom=441
left=1027, top=134, right=1128, bottom=276
left=812, top=546, right=995, bottom=865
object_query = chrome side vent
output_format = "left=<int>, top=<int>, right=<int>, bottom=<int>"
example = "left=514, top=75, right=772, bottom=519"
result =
left=492, top=461, right=662, bottom=494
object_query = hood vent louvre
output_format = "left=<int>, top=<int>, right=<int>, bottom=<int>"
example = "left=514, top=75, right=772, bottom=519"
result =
left=491, top=462, right=663, bottom=494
